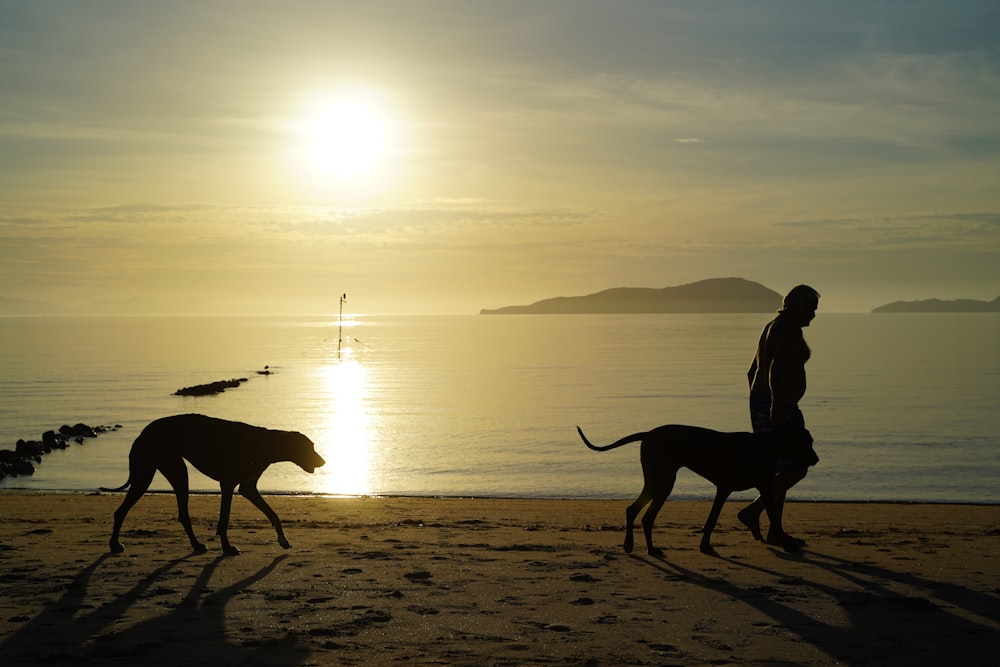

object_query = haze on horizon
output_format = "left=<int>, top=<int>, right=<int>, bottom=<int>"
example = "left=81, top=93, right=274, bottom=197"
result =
left=1, top=1, right=997, bottom=315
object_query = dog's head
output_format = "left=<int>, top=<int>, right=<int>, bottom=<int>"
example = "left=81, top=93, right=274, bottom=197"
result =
left=778, top=427, right=819, bottom=467
left=287, top=432, right=326, bottom=473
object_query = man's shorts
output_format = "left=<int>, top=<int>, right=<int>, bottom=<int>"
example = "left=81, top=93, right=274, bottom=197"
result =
left=750, top=392, right=807, bottom=474
left=750, top=392, right=805, bottom=433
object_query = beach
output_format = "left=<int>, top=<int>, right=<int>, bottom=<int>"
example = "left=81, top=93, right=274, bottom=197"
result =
left=1, top=493, right=997, bottom=666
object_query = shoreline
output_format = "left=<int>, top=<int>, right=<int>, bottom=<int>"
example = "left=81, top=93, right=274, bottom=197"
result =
left=2, top=493, right=998, bottom=666
left=2, top=487, right=999, bottom=506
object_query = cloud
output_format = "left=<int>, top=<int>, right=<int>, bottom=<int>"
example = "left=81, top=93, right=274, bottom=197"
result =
left=772, top=212, right=1000, bottom=249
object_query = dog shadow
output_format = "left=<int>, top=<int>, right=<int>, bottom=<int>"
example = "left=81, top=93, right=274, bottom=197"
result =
left=632, top=548, right=998, bottom=665
left=0, top=552, right=310, bottom=666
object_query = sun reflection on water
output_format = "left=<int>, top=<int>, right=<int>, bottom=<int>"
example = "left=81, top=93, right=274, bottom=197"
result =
left=310, top=349, right=375, bottom=495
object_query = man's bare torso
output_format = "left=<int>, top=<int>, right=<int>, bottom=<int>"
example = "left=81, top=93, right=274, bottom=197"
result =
left=749, top=315, right=810, bottom=404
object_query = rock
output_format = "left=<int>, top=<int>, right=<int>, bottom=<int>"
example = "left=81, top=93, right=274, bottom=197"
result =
left=72, top=423, right=97, bottom=438
left=1, top=422, right=118, bottom=481
left=42, top=430, right=69, bottom=449
left=174, top=378, right=248, bottom=396
left=16, top=439, right=47, bottom=458
left=59, top=423, right=97, bottom=438
left=3, top=458, right=36, bottom=476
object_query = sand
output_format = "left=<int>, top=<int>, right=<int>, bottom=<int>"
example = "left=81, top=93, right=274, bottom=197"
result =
left=1, top=492, right=997, bottom=666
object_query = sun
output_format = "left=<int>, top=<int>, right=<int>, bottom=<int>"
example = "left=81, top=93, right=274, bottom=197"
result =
left=299, top=96, right=391, bottom=179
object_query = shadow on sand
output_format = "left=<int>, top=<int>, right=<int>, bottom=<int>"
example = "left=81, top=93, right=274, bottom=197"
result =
left=0, top=552, right=309, bottom=666
left=633, top=547, right=997, bottom=665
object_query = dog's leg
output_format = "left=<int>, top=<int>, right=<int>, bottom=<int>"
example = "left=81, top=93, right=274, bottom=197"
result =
left=640, top=490, right=670, bottom=559
left=699, top=488, right=731, bottom=555
left=108, top=466, right=156, bottom=553
left=637, top=464, right=678, bottom=559
left=158, top=457, right=207, bottom=554
left=624, top=483, right=657, bottom=554
left=217, top=482, right=241, bottom=556
left=240, top=482, right=292, bottom=549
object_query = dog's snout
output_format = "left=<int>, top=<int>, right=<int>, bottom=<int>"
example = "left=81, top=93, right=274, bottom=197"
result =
left=310, top=453, right=326, bottom=472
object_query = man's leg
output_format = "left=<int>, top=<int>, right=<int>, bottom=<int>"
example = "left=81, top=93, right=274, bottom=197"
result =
left=764, top=464, right=808, bottom=545
left=740, top=397, right=807, bottom=542
left=739, top=393, right=775, bottom=541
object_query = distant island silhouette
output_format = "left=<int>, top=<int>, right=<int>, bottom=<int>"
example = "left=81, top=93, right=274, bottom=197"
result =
left=872, top=296, right=1000, bottom=313
left=480, top=278, right=782, bottom=314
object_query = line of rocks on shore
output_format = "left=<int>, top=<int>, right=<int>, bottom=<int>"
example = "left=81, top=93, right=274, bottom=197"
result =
left=173, top=377, right=249, bottom=396
left=0, top=423, right=120, bottom=481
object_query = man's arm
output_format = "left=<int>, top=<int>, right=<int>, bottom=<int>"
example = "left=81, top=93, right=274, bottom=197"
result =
left=748, top=324, right=769, bottom=390
left=766, top=325, right=789, bottom=425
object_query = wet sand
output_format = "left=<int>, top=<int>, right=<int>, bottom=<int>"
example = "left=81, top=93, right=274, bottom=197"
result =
left=1, top=492, right=997, bottom=666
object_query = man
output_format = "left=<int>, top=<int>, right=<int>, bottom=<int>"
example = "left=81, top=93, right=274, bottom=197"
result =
left=737, top=284, right=820, bottom=547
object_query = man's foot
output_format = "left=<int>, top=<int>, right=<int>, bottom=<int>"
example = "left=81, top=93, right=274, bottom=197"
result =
left=783, top=533, right=807, bottom=547
left=767, top=532, right=806, bottom=552
left=737, top=508, right=765, bottom=543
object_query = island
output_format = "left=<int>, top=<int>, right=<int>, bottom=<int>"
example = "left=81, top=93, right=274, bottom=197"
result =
left=872, top=296, right=1000, bottom=313
left=480, top=278, right=782, bottom=314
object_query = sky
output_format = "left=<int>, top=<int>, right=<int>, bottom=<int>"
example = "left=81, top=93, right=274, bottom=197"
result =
left=1, top=0, right=998, bottom=314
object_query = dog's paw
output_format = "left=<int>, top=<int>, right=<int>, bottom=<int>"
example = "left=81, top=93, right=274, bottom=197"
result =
left=699, top=543, right=719, bottom=557
left=110, top=542, right=125, bottom=554
left=647, top=547, right=665, bottom=559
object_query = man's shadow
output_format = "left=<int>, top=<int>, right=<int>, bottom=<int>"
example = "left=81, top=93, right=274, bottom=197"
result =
left=634, top=547, right=998, bottom=665
left=0, top=552, right=311, bottom=666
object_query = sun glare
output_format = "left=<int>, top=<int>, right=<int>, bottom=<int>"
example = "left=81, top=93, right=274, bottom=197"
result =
left=300, top=96, right=391, bottom=180
left=311, top=353, right=375, bottom=495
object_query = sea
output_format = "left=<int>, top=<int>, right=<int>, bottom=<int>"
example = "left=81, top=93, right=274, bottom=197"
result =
left=1, top=313, right=998, bottom=504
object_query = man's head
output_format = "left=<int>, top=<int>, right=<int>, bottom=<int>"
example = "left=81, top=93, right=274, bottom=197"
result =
left=780, top=284, right=820, bottom=325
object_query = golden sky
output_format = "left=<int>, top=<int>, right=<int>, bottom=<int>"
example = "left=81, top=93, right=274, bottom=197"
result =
left=1, top=1, right=998, bottom=314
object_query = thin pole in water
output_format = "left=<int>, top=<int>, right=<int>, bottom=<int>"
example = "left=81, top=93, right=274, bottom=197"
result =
left=338, top=293, right=347, bottom=358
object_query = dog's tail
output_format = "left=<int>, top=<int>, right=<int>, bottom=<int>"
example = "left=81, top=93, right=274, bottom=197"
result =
left=577, top=426, right=647, bottom=452
left=99, top=477, right=132, bottom=493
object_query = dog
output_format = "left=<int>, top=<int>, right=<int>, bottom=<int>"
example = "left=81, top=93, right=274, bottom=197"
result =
left=101, top=414, right=325, bottom=556
left=578, top=424, right=818, bottom=556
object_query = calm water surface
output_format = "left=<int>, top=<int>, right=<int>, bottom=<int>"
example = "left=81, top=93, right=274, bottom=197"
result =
left=1, top=313, right=997, bottom=503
